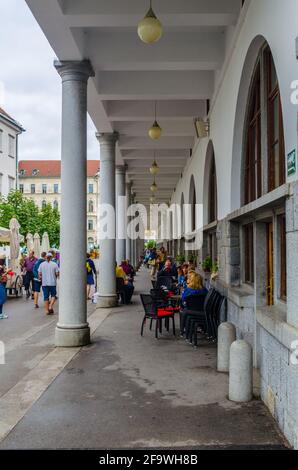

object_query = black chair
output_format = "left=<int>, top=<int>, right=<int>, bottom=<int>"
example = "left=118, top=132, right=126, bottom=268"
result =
left=155, top=276, right=173, bottom=291
left=179, top=293, right=207, bottom=338
left=140, top=293, right=176, bottom=339
left=189, top=290, right=226, bottom=347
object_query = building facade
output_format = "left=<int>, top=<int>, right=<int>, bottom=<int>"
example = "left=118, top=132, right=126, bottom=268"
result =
left=0, top=107, right=24, bottom=197
left=18, top=160, right=100, bottom=248
left=25, top=0, right=298, bottom=447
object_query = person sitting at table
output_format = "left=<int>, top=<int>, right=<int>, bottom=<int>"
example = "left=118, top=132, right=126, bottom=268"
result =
left=116, top=262, right=134, bottom=304
left=181, top=271, right=207, bottom=306
left=120, top=259, right=135, bottom=283
left=157, top=259, right=178, bottom=279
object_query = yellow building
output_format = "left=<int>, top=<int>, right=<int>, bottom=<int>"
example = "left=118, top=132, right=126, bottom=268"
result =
left=18, top=160, right=100, bottom=249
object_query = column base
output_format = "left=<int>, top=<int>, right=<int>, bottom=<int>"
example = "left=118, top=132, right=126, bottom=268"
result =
left=97, top=295, right=118, bottom=308
left=55, top=325, right=90, bottom=347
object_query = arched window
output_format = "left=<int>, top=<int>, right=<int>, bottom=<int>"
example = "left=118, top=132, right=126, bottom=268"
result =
left=244, top=45, right=285, bottom=205
left=53, top=200, right=59, bottom=211
left=267, top=49, right=285, bottom=191
left=244, top=61, right=262, bottom=204
left=88, top=200, right=94, bottom=213
left=42, top=200, right=47, bottom=210
left=208, top=152, right=217, bottom=223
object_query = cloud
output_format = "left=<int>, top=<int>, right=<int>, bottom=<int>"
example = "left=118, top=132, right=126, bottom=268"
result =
left=0, top=0, right=98, bottom=161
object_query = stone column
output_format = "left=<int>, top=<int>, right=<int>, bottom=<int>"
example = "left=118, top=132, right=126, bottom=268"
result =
left=116, top=166, right=126, bottom=264
left=54, top=60, right=94, bottom=347
left=96, top=132, right=119, bottom=308
left=126, top=181, right=132, bottom=262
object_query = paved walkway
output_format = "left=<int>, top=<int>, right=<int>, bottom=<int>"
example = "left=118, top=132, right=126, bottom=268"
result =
left=0, top=290, right=96, bottom=398
left=0, top=269, right=288, bottom=449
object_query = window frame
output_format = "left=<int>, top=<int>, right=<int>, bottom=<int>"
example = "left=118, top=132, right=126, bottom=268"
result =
left=243, top=223, right=255, bottom=285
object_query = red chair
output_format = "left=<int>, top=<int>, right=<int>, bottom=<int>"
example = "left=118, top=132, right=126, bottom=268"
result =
left=140, top=294, right=176, bottom=339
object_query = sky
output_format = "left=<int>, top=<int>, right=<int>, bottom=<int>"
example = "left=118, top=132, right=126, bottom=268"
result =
left=0, top=0, right=99, bottom=161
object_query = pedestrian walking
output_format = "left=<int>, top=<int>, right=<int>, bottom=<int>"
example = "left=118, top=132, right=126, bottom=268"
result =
left=32, top=251, right=46, bottom=309
left=23, top=250, right=38, bottom=299
left=0, top=259, right=8, bottom=320
left=86, top=253, right=97, bottom=300
left=38, top=252, right=59, bottom=315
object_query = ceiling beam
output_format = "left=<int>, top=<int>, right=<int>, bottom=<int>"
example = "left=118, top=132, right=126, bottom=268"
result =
left=114, top=120, right=194, bottom=137
left=61, top=0, right=241, bottom=18
left=86, top=31, right=224, bottom=72
left=106, top=100, right=207, bottom=122
left=122, top=149, right=191, bottom=159
left=119, top=136, right=194, bottom=150
left=96, top=71, right=214, bottom=100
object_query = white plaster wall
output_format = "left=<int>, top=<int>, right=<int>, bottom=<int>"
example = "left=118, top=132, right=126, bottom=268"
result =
left=0, top=122, right=18, bottom=197
left=174, top=0, right=298, bottom=220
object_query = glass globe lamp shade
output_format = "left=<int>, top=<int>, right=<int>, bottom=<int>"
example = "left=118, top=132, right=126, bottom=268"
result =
left=150, top=161, right=160, bottom=175
left=150, top=182, right=158, bottom=193
left=138, top=8, right=163, bottom=44
left=148, top=121, right=162, bottom=140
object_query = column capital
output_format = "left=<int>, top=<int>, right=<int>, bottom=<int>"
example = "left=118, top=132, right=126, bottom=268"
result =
left=54, top=59, right=95, bottom=82
left=96, top=132, right=119, bottom=145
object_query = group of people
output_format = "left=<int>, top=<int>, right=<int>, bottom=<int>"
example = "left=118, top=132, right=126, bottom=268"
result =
left=116, top=259, right=135, bottom=304
left=144, top=247, right=207, bottom=307
left=144, top=246, right=168, bottom=278
left=0, top=247, right=138, bottom=320
left=0, top=249, right=60, bottom=319
left=22, top=250, right=59, bottom=314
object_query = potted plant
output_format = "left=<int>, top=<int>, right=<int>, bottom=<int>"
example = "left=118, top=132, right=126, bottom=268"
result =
left=211, top=261, right=219, bottom=281
left=176, top=253, right=186, bottom=265
left=202, top=256, right=212, bottom=273
left=188, top=253, right=197, bottom=267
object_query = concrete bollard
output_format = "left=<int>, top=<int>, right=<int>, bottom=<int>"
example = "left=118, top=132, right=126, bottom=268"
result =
left=229, top=340, right=253, bottom=402
left=217, top=322, right=236, bottom=372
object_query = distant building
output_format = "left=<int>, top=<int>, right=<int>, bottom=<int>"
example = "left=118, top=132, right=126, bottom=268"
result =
left=0, top=107, right=24, bottom=197
left=18, top=160, right=100, bottom=249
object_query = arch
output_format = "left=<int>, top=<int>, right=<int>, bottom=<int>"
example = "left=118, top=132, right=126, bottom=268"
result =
left=189, top=175, right=197, bottom=232
left=231, top=35, right=286, bottom=210
left=231, top=35, right=267, bottom=211
left=203, top=140, right=218, bottom=226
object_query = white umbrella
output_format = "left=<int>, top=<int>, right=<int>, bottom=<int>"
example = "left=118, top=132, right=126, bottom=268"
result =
left=0, top=227, right=11, bottom=243
left=26, top=233, right=34, bottom=252
left=41, top=232, right=50, bottom=253
left=33, top=233, right=41, bottom=258
left=9, top=218, right=21, bottom=271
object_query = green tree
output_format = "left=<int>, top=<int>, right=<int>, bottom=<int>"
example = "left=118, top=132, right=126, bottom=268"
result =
left=0, top=191, right=60, bottom=247
left=37, top=203, right=60, bottom=247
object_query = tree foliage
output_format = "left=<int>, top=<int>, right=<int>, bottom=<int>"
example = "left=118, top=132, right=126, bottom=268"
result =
left=0, top=191, right=60, bottom=247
